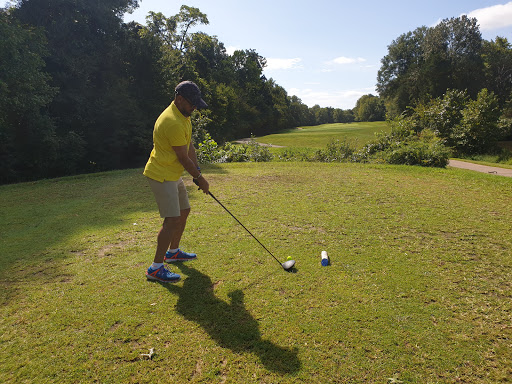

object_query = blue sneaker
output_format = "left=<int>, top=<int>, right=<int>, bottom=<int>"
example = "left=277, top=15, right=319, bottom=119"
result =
left=164, top=249, right=197, bottom=263
left=146, top=265, right=181, bottom=283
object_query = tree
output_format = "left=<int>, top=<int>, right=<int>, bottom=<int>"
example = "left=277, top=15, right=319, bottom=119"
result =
left=186, top=33, right=229, bottom=84
left=144, top=6, right=209, bottom=83
left=353, top=94, right=386, bottom=121
left=433, top=16, right=484, bottom=97
left=13, top=0, right=148, bottom=173
left=414, top=89, right=469, bottom=140
left=377, top=16, right=484, bottom=116
left=411, top=89, right=503, bottom=154
left=377, top=27, right=427, bottom=115
left=267, top=79, right=292, bottom=131
left=0, top=10, right=58, bottom=182
left=289, top=95, right=314, bottom=126
left=335, top=109, right=355, bottom=123
left=2, top=2, right=325, bottom=182
left=453, top=88, right=503, bottom=154
left=482, top=37, right=512, bottom=107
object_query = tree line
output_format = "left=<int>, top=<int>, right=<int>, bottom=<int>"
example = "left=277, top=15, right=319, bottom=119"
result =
left=1, top=2, right=511, bottom=183
left=0, top=0, right=353, bottom=184
left=376, top=16, right=512, bottom=137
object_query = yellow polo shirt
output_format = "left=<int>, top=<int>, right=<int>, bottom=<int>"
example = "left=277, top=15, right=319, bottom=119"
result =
left=143, top=101, right=192, bottom=182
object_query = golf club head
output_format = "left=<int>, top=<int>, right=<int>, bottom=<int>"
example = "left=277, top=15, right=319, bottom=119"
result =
left=282, top=259, right=296, bottom=271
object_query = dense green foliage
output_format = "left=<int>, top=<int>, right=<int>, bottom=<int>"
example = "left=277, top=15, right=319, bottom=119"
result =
left=410, top=89, right=506, bottom=155
left=0, top=1, right=352, bottom=183
left=2, top=2, right=511, bottom=183
left=0, top=11, right=57, bottom=182
left=195, top=134, right=274, bottom=163
left=374, top=15, right=512, bottom=162
left=377, top=16, right=512, bottom=119
left=358, top=123, right=451, bottom=167
left=350, top=88, right=507, bottom=166
left=194, top=121, right=451, bottom=168
left=353, top=94, right=386, bottom=122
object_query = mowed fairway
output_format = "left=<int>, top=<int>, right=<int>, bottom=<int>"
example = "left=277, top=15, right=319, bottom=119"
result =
left=254, top=121, right=391, bottom=149
left=1, top=162, right=511, bottom=383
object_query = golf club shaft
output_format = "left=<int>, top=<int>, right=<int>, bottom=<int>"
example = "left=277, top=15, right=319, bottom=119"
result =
left=207, top=191, right=283, bottom=266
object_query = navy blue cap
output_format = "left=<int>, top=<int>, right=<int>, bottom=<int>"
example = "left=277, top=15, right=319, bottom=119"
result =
left=175, top=81, right=208, bottom=109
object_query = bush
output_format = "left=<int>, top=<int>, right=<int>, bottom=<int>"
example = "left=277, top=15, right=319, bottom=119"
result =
left=196, top=133, right=224, bottom=164
left=195, top=135, right=273, bottom=164
left=383, top=129, right=451, bottom=167
left=412, top=89, right=505, bottom=155
left=314, top=139, right=357, bottom=162
left=276, top=148, right=313, bottom=162
left=195, top=119, right=451, bottom=168
left=451, top=89, right=503, bottom=154
left=356, top=118, right=451, bottom=167
left=220, top=142, right=250, bottom=162
left=243, top=138, right=274, bottom=162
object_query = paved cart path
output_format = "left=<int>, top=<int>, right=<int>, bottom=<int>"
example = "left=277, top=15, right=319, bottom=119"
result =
left=448, top=160, right=512, bottom=178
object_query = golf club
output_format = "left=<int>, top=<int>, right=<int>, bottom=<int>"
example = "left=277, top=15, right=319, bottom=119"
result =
left=195, top=182, right=295, bottom=271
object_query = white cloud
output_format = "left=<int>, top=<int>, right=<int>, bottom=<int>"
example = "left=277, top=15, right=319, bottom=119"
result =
left=288, top=87, right=376, bottom=109
left=225, top=45, right=240, bottom=55
left=265, top=57, right=303, bottom=71
left=327, top=57, right=367, bottom=65
left=465, top=2, right=512, bottom=30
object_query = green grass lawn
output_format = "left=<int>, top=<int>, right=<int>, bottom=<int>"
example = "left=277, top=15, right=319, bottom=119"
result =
left=1, top=163, right=511, bottom=383
left=255, top=121, right=391, bottom=149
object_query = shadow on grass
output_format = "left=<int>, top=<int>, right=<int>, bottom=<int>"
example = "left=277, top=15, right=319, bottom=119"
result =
left=0, top=166, right=227, bottom=272
left=162, top=263, right=301, bottom=375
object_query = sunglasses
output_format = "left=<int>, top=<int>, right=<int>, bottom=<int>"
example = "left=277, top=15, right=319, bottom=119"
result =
left=176, top=91, right=196, bottom=108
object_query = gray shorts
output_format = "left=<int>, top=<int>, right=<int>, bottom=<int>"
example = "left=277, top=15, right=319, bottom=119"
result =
left=147, top=177, right=190, bottom=218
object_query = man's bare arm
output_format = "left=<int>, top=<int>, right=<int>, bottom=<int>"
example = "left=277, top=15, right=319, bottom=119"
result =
left=173, top=144, right=209, bottom=193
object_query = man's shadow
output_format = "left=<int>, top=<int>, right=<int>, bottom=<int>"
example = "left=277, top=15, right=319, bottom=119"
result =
left=161, top=263, right=301, bottom=375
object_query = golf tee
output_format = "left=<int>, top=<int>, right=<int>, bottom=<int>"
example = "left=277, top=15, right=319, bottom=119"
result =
left=321, top=251, right=329, bottom=266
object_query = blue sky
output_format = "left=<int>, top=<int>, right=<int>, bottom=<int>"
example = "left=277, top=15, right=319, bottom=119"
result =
left=4, top=0, right=512, bottom=109
left=121, top=0, right=512, bottom=109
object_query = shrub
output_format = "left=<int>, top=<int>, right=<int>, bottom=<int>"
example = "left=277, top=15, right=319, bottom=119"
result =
left=243, top=138, right=274, bottom=162
left=383, top=129, right=451, bottom=167
left=220, top=142, right=250, bottom=162
left=195, top=135, right=273, bottom=164
left=276, top=148, right=313, bottom=162
left=196, top=133, right=224, bottom=164
left=314, top=139, right=357, bottom=162
left=412, top=89, right=505, bottom=155
left=414, top=89, right=468, bottom=139
left=451, top=89, right=503, bottom=154
left=356, top=117, right=451, bottom=167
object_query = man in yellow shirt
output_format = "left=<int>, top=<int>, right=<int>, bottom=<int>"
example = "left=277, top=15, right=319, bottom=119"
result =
left=144, top=81, right=209, bottom=283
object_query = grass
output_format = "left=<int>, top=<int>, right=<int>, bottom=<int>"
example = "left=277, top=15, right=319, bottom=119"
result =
left=251, top=122, right=512, bottom=170
left=255, top=121, right=391, bottom=150
left=1, top=162, right=511, bottom=383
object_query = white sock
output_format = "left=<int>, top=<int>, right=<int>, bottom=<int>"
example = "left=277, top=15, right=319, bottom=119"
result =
left=151, top=262, right=163, bottom=270
left=169, top=248, right=179, bottom=254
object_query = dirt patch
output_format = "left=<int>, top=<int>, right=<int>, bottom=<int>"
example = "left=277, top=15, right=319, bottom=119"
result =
left=97, top=240, right=134, bottom=257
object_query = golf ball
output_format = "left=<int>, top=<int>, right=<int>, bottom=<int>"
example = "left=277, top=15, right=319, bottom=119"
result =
left=287, top=256, right=292, bottom=261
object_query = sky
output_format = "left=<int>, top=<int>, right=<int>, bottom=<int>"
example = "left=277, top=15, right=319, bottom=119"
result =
left=4, top=0, right=512, bottom=109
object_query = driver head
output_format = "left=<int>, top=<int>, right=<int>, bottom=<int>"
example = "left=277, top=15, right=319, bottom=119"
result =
left=282, top=259, right=296, bottom=271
